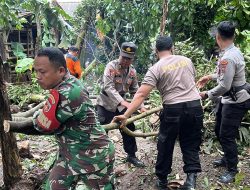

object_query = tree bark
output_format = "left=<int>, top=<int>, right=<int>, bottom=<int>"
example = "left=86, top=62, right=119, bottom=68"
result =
left=160, top=0, right=169, bottom=36
left=12, top=101, right=44, bottom=118
left=0, top=57, right=22, bottom=188
left=35, top=6, right=42, bottom=53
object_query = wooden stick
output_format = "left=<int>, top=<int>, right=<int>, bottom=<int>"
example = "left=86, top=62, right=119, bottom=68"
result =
left=102, top=106, right=162, bottom=137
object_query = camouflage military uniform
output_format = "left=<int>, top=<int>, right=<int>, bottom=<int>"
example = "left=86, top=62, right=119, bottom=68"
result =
left=34, top=73, right=115, bottom=190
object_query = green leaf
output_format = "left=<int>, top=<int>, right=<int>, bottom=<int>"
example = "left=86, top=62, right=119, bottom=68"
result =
left=15, top=58, right=34, bottom=73
left=11, top=42, right=26, bottom=59
left=234, top=172, right=245, bottom=186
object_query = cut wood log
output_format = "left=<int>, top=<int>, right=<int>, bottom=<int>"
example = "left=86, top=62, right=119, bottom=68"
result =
left=12, top=101, right=45, bottom=118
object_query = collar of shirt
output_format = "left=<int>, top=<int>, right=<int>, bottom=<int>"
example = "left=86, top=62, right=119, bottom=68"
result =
left=219, top=43, right=235, bottom=58
left=53, top=72, right=71, bottom=90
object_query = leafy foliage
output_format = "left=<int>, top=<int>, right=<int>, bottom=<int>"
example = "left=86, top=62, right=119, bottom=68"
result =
left=95, top=0, right=163, bottom=73
left=7, top=77, right=45, bottom=107
left=168, top=0, right=218, bottom=46
left=0, top=0, right=24, bottom=29
left=238, top=126, right=250, bottom=146
left=11, top=42, right=27, bottom=59
left=174, top=38, right=217, bottom=87
left=21, top=0, right=72, bottom=48
left=15, top=58, right=34, bottom=73
left=214, top=0, right=250, bottom=52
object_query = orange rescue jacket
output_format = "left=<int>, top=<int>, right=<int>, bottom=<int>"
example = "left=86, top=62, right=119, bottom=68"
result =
left=65, top=53, right=82, bottom=79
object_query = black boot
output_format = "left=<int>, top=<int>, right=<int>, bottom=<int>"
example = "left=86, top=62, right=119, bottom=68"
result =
left=178, top=173, right=197, bottom=190
left=156, top=178, right=168, bottom=190
left=213, top=158, right=227, bottom=167
left=218, top=170, right=238, bottom=184
left=126, top=155, right=145, bottom=167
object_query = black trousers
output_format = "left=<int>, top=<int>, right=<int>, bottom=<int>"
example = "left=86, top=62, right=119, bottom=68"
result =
left=155, top=100, right=203, bottom=180
left=96, top=105, right=137, bottom=156
left=214, top=99, right=250, bottom=172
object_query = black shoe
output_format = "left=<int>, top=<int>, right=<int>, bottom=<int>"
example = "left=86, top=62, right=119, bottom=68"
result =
left=218, top=171, right=238, bottom=184
left=126, top=156, right=145, bottom=167
left=178, top=173, right=197, bottom=190
left=213, top=158, right=227, bottom=167
left=156, top=179, right=168, bottom=190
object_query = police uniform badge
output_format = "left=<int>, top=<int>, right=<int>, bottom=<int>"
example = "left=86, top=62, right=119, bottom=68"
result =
left=219, top=59, right=229, bottom=74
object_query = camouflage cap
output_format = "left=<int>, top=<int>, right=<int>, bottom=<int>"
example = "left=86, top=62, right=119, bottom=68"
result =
left=120, top=42, right=137, bottom=58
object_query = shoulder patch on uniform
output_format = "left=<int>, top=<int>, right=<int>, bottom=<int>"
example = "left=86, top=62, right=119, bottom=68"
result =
left=218, top=59, right=229, bottom=74
left=36, top=89, right=61, bottom=132
left=109, top=69, right=116, bottom=76
left=129, top=70, right=136, bottom=77
left=220, top=60, right=228, bottom=65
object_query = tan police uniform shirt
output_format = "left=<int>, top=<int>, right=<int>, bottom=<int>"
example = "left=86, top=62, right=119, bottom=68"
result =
left=207, top=44, right=250, bottom=104
left=96, top=59, right=140, bottom=112
left=142, top=55, right=201, bottom=105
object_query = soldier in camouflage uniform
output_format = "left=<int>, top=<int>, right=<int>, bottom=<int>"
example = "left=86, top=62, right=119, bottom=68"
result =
left=96, top=42, right=146, bottom=168
left=9, top=47, right=115, bottom=190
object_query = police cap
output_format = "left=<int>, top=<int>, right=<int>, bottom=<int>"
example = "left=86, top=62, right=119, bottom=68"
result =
left=120, top=42, right=137, bottom=59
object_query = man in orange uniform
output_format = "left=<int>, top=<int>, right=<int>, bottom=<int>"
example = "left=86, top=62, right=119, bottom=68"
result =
left=65, top=46, right=83, bottom=79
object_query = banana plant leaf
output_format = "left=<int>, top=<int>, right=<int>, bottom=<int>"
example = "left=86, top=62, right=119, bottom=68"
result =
left=15, top=58, right=34, bottom=73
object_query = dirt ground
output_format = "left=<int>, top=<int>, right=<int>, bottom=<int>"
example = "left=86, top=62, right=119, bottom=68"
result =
left=0, top=129, right=249, bottom=190
left=109, top=130, right=250, bottom=190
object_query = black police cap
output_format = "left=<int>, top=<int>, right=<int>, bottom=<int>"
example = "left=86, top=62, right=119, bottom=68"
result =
left=120, top=42, right=137, bottom=58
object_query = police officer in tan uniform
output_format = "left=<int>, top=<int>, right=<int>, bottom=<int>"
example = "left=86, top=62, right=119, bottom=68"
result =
left=96, top=42, right=146, bottom=167
left=198, top=21, right=250, bottom=184
left=112, top=36, right=203, bottom=190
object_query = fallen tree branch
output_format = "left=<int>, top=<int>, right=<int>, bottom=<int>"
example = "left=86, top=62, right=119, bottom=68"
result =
left=202, top=100, right=212, bottom=110
left=7, top=119, right=51, bottom=136
left=30, top=95, right=46, bottom=103
left=102, top=106, right=162, bottom=137
left=8, top=118, right=33, bottom=129
left=12, top=102, right=45, bottom=118
left=204, top=120, right=250, bottom=126
left=12, top=117, right=33, bottom=122
left=81, top=59, right=97, bottom=79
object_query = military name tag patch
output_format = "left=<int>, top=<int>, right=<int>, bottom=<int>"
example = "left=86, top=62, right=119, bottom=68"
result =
left=36, top=89, right=61, bottom=131
left=37, top=112, right=52, bottom=129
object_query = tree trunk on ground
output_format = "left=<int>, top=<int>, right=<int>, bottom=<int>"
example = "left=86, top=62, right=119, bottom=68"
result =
left=0, top=57, right=22, bottom=188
